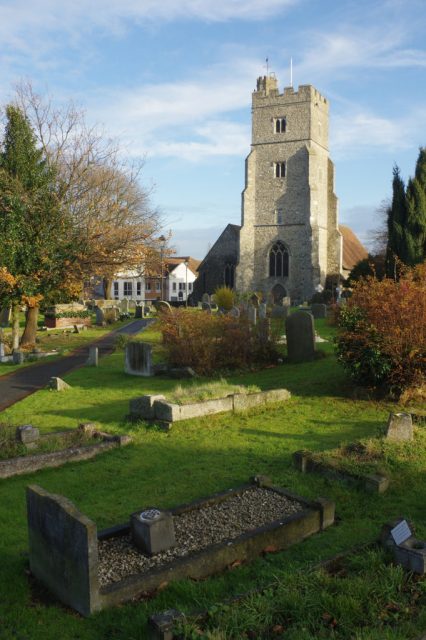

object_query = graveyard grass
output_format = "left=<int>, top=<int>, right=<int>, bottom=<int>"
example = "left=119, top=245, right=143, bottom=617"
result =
left=0, top=319, right=425, bottom=639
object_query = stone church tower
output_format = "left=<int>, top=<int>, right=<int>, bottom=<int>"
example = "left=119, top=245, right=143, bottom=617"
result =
left=235, top=75, right=342, bottom=302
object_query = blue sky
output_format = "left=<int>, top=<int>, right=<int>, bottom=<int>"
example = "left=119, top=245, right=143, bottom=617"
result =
left=1, top=0, right=425, bottom=259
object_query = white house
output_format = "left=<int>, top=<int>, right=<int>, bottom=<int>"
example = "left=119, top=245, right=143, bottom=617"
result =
left=110, top=270, right=145, bottom=301
left=166, top=258, right=199, bottom=303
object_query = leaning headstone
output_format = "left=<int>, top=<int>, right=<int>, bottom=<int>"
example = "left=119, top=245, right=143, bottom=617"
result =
left=12, top=350, right=24, bottom=364
left=125, top=341, right=152, bottom=376
left=16, top=425, right=40, bottom=449
left=87, top=346, right=98, bottom=367
left=311, top=303, right=327, bottom=319
left=95, top=306, right=105, bottom=325
left=285, top=311, right=316, bottom=363
left=48, top=377, right=71, bottom=391
left=385, top=413, right=413, bottom=441
left=248, top=305, right=257, bottom=325
left=202, top=302, right=212, bottom=314
left=259, top=303, right=267, bottom=320
left=201, top=293, right=210, bottom=304
left=0, top=307, right=11, bottom=327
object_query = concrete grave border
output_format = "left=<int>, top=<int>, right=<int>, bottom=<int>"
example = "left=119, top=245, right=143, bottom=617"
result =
left=293, top=450, right=390, bottom=494
left=1, top=426, right=131, bottom=479
left=128, top=388, right=291, bottom=425
left=26, top=476, right=334, bottom=616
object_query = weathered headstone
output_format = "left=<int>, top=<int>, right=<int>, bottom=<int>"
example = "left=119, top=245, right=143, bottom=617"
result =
left=258, top=318, right=271, bottom=342
left=156, top=301, right=172, bottom=314
left=248, top=305, right=257, bottom=325
left=271, top=304, right=288, bottom=320
left=12, top=350, right=24, bottom=364
left=134, top=305, right=143, bottom=319
left=48, top=377, right=71, bottom=391
left=16, top=425, right=40, bottom=449
left=201, top=293, right=210, bottom=304
left=250, top=293, right=260, bottom=308
left=125, top=341, right=152, bottom=376
left=282, top=296, right=291, bottom=307
left=285, top=311, right=316, bottom=363
left=120, top=299, right=129, bottom=313
left=131, top=508, right=176, bottom=556
left=0, top=307, right=11, bottom=327
left=228, top=306, right=240, bottom=318
left=87, top=346, right=98, bottom=367
left=311, top=303, right=327, bottom=319
left=95, top=306, right=105, bottom=325
left=202, top=302, right=212, bottom=313
left=128, top=299, right=137, bottom=310
left=0, top=342, right=6, bottom=361
left=385, top=413, right=413, bottom=441
left=258, top=302, right=267, bottom=320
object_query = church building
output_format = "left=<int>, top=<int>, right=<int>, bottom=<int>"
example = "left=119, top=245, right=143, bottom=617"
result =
left=194, top=75, right=366, bottom=303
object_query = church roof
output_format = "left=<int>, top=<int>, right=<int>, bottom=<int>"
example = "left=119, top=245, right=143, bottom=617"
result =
left=339, top=225, right=368, bottom=271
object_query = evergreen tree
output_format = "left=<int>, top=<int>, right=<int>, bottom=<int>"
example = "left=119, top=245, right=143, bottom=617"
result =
left=385, top=165, right=407, bottom=277
left=405, top=147, right=426, bottom=265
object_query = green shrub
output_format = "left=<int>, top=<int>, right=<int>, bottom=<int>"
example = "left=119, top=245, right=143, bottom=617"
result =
left=214, top=286, right=235, bottom=311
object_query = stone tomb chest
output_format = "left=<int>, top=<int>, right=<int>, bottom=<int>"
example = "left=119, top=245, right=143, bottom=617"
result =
left=26, top=479, right=334, bottom=616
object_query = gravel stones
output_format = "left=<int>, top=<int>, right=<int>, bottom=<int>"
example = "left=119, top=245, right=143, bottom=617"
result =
left=98, top=487, right=303, bottom=586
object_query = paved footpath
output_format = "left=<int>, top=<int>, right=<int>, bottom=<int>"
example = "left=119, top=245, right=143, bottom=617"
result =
left=0, top=319, right=151, bottom=413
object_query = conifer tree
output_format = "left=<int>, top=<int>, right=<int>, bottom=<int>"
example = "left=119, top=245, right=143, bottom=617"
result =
left=405, top=147, right=426, bottom=265
left=385, top=165, right=407, bottom=277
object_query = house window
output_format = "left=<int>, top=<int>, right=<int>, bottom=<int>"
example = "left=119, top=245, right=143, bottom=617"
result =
left=224, top=263, right=235, bottom=288
left=276, top=208, right=283, bottom=224
left=123, top=281, right=132, bottom=297
left=136, top=282, right=141, bottom=297
left=146, top=281, right=151, bottom=292
left=274, top=162, right=286, bottom=178
left=156, top=281, right=161, bottom=292
left=274, top=117, right=286, bottom=133
left=172, top=282, right=176, bottom=291
left=179, top=282, right=185, bottom=291
left=188, top=282, right=192, bottom=291
left=269, top=241, right=289, bottom=277
left=113, top=282, right=119, bottom=298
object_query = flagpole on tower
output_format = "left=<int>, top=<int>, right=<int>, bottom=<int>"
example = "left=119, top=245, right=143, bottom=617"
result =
left=266, top=57, right=269, bottom=75
left=290, top=57, right=293, bottom=87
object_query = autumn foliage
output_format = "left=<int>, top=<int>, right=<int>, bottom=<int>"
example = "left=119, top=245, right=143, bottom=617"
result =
left=336, top=263, right=426, bottom=397
left=160, top=309, right=279, bottom=375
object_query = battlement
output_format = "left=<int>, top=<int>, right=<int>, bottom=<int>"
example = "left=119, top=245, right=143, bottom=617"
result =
left=254, top=78, right=327, bottom=105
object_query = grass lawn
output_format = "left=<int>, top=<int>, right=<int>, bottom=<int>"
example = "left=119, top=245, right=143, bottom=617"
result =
left=0, top=318, right=424, bottom=639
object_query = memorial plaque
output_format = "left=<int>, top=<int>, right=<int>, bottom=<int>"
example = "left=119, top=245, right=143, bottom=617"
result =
left=391, top=519, right=412, bottom=545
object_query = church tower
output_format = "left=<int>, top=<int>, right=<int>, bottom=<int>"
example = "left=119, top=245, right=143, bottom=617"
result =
left=235, top=75, right=342, bottom=303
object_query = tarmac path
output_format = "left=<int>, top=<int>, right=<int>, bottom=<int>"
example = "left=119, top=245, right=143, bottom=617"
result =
left=0, top=319, right=151, bottom=413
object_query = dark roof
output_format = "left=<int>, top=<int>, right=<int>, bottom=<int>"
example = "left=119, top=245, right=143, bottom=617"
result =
left=339, top=225, right=368, bottom=271
left=197, top=224, right=241, bottom=271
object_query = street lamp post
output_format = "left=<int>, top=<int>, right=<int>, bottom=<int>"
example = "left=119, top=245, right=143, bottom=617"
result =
left=184, top=259, right=189, bottom=307
left=158, top=235, right=166, bottom=301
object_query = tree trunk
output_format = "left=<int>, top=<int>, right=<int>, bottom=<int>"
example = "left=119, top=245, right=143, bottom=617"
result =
left=11, top=303, right=20, bottom=351
left=103, top=277, right=112, bottom=299
left=20, top=306, right=39, bottom=347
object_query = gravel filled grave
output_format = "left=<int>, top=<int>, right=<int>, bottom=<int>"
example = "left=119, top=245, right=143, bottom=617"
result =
left=98, top=487, right=304, bottom=586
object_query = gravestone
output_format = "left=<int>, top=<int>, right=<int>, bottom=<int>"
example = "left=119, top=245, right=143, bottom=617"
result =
left=95, top=306, right=105, bottom=325
left=120, top=299, right=129, bottom=313
left=258, top=318, right=270, bottom=342
left=156, top=301, right=172, bottom=314
left=385, top=413, right=413, bottom=441
left=0, top=307, right=11, bottom=327
left=228, top=306, right=240, bottom=318
left=202, top=302, right=212, bottom=314
left=311, top=303, right=327, bottom=319
left=283, top=296, right=291, bottom=306
left=131, top=508, right=176, bottom=556
left=87, top=346, right=98, bottom=367
left=201, top=293, right=210, bottom=304
left=250, top=293, right=260, bottom=308
left=48, top=377, right=71, bottom=391
left=285, top=311, right=316, bottom=363
left=259, top=302, right=267, bottom=319
left=12, top=350, right=24, bottom=364
left=128, top=299, right=137, bottom=310
left=0, top=342, right=6, bottom=361
left=125, top=342, right=152, bottom=376
left=271, top=304, right=288, bottom=320
left=135, top=305, right=143, bottom=319
left=16, top=425, right=40, bottom=449
left=248, top=305, right=257, bottom=325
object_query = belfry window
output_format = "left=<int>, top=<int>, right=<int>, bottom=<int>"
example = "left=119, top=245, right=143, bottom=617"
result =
left=274, top=162, right=286, bottom=178
left=269, top=241, right=289, bottom=277
left=274, top=118, right=286, bottom=133
left=276, top=208, right=283, bottom=224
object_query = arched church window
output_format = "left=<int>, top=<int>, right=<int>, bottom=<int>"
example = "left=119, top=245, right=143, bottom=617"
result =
left=224, top=263, right=235, bottom=288
left=269, top=241, right=289, bottom=277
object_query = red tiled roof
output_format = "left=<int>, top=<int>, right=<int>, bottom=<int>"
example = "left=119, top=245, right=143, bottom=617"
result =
left=339, top=225, right=368, bottom=271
